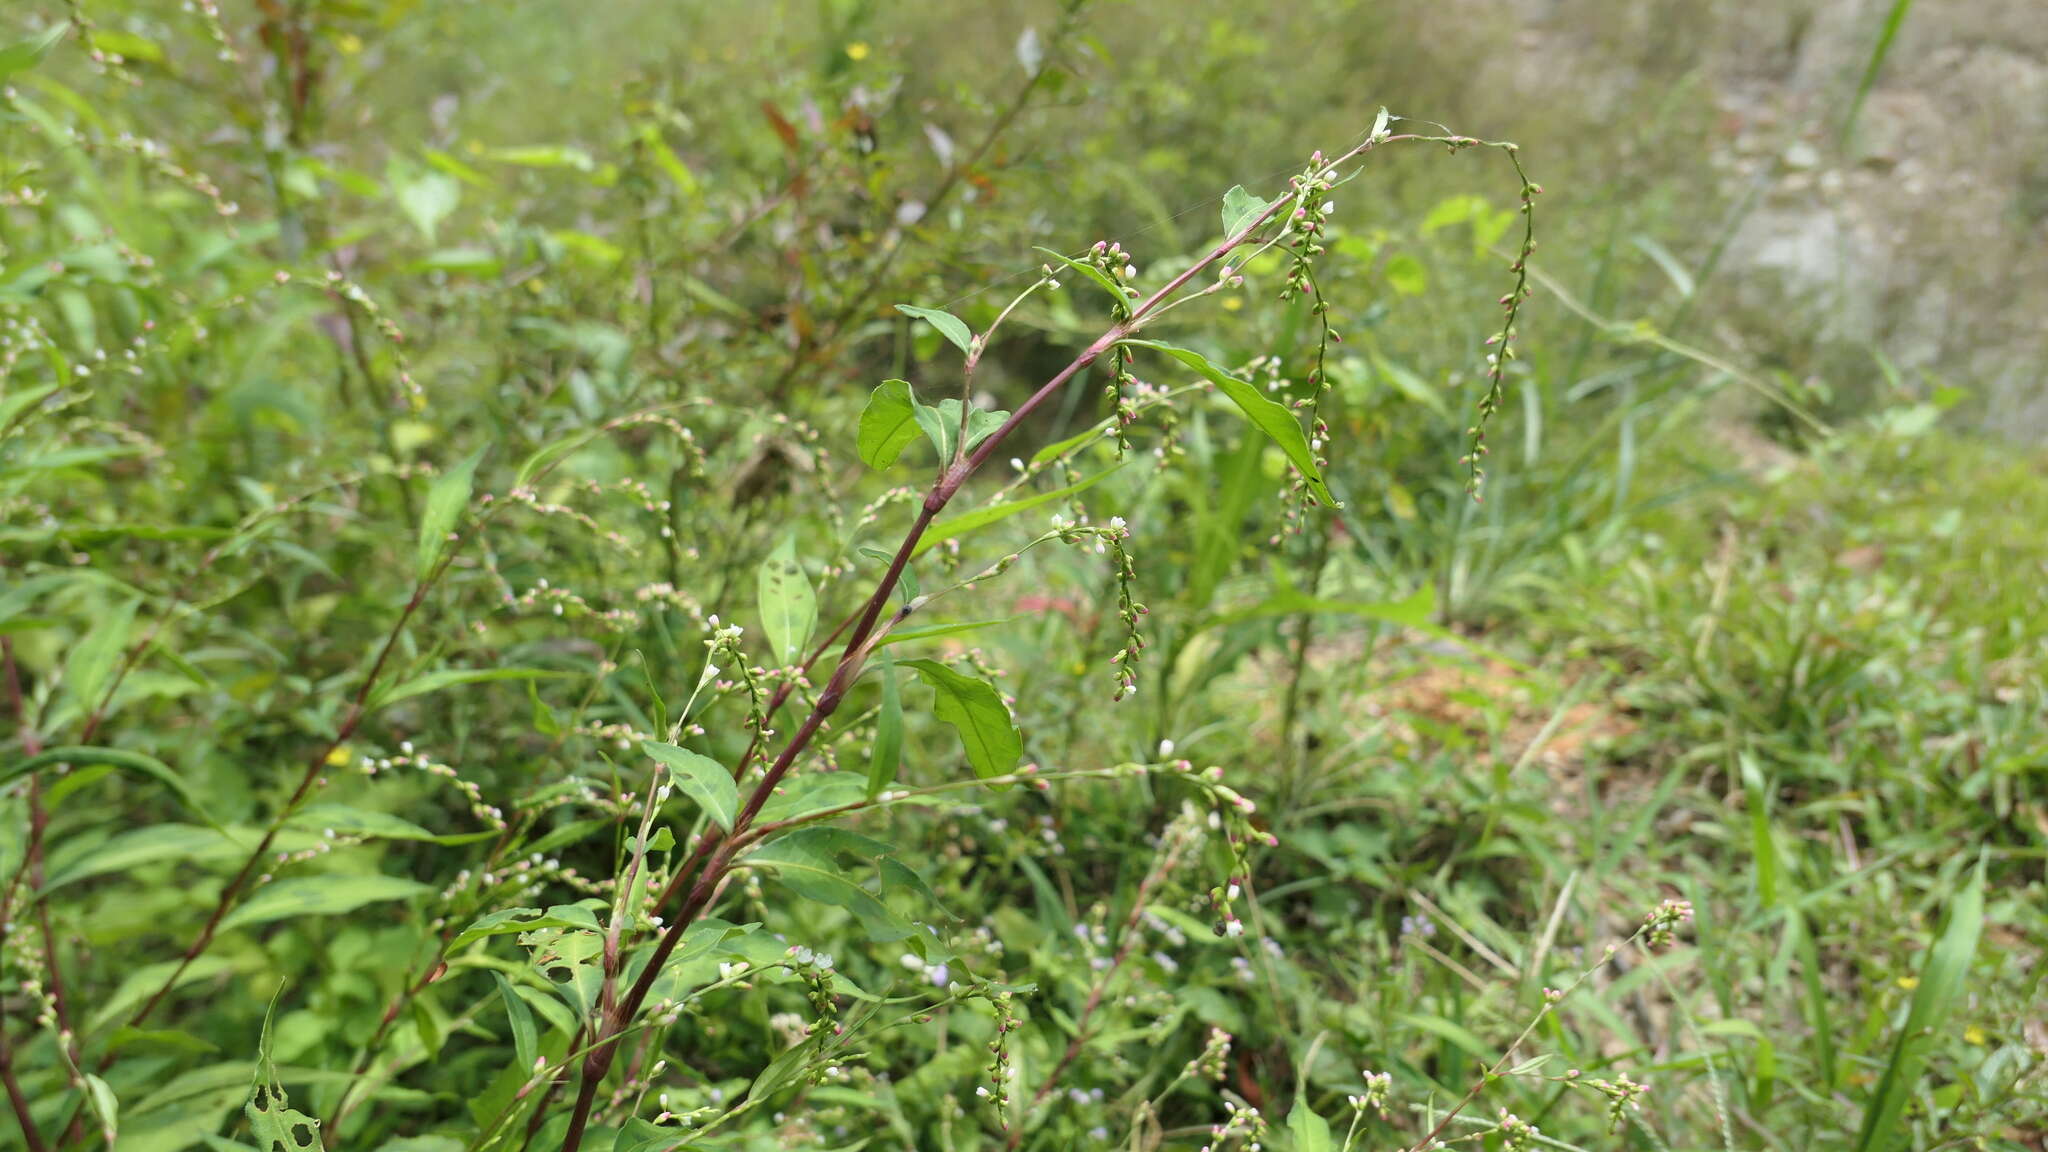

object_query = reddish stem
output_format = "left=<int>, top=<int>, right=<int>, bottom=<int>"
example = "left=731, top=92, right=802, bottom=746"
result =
left=555, top=127, right=1406, bottom=1152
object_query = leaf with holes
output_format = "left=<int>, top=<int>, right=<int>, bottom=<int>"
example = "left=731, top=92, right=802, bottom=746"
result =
left=757, top=536, right=816, bottom=667
left=246, top=992, right=322, bottom=1152
left=519, top=924, right=605, bottom=1020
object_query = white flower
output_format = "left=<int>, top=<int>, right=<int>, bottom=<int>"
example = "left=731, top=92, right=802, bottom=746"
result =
left=1157, top=738, right=1175, bottom=757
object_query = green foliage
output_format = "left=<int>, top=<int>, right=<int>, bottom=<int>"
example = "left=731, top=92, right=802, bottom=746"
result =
left=0, top=4, right=2039, bottom=1152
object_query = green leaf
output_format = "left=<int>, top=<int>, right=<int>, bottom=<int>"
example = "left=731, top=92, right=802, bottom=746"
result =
left=745, top=829, right=915, bottom=942
left=1851, top=857, right=1986, bottom=1152
left=529, top=680, right=562, bottom=736
left=866, top=656, right=902, bottom=799
left=393, top=165, right=460, bottom=243
left=369, top=666, right=559, bottom=712
left=0, top=22, right=69, bottom=80
left=756, top=773, right=865, bottom=824
left=417, top=446, right=485, bottom=580
left=83, top=1073, right=120, bottom=1144
left=1384, top=253, right=1427, bottom=296
left=876, top=618, right=1013, bottom=649
left=1220, top=185, right=1273, bottom=238
left=2, top=745, right=211, bottom=823
left=63, top=596, right=138, bottom=714
left=900, top=659, right=1021, bottom=779
left=90, top=956, right=239, bottom=1029
left=445, top=903, right=603, bottom=951
left=286, top=804, right=495, bottom=846
left=0, top=383, right=60, bottom=434
left=43, top=823, right=240, bottom=891
left=515, top=427, right=603, bottom=487
left=1370, top=352, right=1451, bottom=419
left=913, top=398, right=1008, bottom=464
left=221, top=875, right=432, bottom=930
left=246, top=992, right=323, bottom=1152
left=894, top=304, right=974, bottom=355
left=1121, top=339, right=1337, bottom=506
left=1034, top=247, right=1128, bottom=305
left=491, top=973, right=538, bottom=1075
left=858, top=379, right=923, bottom=469
left=1286, top=1098, right=1332, bottom=1152
left=757, top=536, right=817, bottom=667
left=911, top=465, right=1123, bottom=559
left=485, top=144, right=596, bottom=170
left=519, top=923, right=604, bottom=1019
left=640, top=740, right=738, bottom=832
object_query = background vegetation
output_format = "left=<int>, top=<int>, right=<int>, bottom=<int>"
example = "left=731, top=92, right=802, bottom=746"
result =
left=2, top=2, right=2043, bottom=1151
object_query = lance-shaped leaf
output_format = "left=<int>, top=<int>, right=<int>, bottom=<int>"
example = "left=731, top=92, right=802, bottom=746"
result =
left=757, top=536, right=817, bottom=666
left=417, top=446, right=485, bottom=580
left=640, top=740, right=739, bottom=831
left=221, top=875, right=431, bottom=930
left=911, top=465, right=1123, bottom=560
left=745, top=827, right=925, bottom=942
left=866, top=655, right=903, bottom=798
left=900, top=658, right=1021, bottom=779
left=4, top=745, right=212, bottom=824
left=894, top=304, right=974, bottom=355
left=1121, top=339, right=1338, bottom=507
left=1851, top=857, right=1987, bottom=1152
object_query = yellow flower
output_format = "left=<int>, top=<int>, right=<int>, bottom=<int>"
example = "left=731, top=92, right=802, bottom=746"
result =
left=1963, top=1026, right=1987, bottom=1045
left=845, top=41, right=871, bottom=61
left=325, top=744, right=354, bottom=768
left=1895, top=976, right=1919, bottom=990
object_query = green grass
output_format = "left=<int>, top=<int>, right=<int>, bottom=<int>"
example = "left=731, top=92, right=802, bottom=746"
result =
left=1, top=2, right=2043, bottom=1151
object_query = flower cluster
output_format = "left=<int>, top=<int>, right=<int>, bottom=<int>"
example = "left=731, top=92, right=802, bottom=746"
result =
left=1082, top=240, right=1142, bottom=452
left=1496, top=1109, right=1540, bottom=1152
left=1188, top=1026, right=1233, bottom=1082
left=1461, top=142, right=1540, bottom=501
left=1580, top=1072, right=1650, bottom=1132
left=1349, top=1068, right=1393, bottom=1121
left=1643, top=897, right=1694, bottom=949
